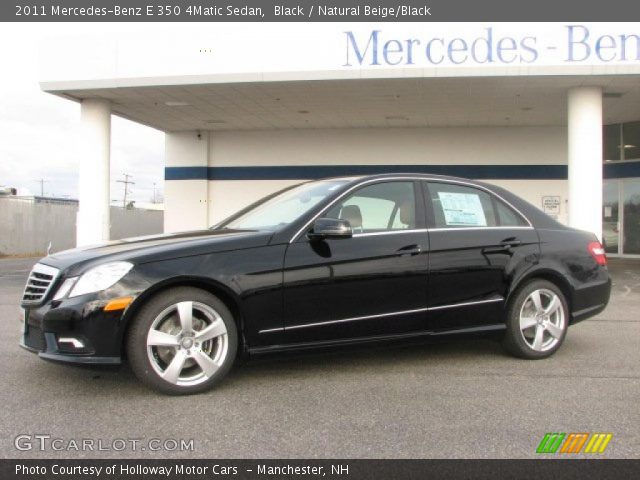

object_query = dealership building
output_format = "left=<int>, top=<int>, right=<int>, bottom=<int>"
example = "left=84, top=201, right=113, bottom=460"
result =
left=40, top=23, right=640, bottom=256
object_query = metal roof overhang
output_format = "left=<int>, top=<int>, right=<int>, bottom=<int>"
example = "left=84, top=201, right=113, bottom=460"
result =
left=41, top=70, right=640, bottom=132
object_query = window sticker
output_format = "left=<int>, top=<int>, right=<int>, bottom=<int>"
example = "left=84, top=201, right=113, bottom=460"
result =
left=437, top=191, right=487, bottom=226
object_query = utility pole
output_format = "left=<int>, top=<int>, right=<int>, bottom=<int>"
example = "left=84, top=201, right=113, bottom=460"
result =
left=116, top=174, right=135, bottom=208
left=35, top=179, right=48, bottom=197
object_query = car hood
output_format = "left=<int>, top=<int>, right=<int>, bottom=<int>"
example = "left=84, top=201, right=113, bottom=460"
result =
left=41, top=229, right=273, bottom=275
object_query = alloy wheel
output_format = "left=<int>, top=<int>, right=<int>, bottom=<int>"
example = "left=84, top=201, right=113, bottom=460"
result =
left=518, top=288, right=565, bottom=352
left=146, top=301, right=229, bottom=386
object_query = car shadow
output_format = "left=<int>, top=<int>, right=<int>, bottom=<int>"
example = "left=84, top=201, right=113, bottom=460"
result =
left=20, top=333, right=506, bottom=397
left=233, top=334, right=506, bottom=379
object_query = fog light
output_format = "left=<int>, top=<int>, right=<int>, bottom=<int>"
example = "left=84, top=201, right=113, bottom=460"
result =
left=57, top=337, right=85, bottom=349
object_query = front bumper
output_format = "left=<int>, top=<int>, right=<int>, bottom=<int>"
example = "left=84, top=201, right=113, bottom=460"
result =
left=20, top=334, right=121, bottom=365
left=19, top=293, right=131, bottom=365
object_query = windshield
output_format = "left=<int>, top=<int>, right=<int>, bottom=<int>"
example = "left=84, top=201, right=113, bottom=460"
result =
left=219, top=179, right=350, bottom=231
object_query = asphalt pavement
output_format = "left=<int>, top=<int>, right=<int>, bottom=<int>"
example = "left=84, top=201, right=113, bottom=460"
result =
left=0, top=256, right=638, bottom=459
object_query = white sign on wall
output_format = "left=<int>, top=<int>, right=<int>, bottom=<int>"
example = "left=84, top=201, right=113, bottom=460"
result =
left=542, top=196, right=561, bottom=219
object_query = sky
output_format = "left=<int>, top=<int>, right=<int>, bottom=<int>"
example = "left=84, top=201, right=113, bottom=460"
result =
left=0, top=23, right=164, bottom=203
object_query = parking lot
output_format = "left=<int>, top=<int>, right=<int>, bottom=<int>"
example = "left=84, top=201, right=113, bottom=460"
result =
left=0, top=256, right=638, bottom=459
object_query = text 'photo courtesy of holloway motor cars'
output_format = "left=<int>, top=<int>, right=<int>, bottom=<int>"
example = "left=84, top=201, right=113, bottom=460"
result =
left=19, top=174, right=611, bottom=395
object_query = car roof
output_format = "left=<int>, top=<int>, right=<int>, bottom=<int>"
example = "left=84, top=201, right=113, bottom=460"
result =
left=334, top=172, right=476, bottom=185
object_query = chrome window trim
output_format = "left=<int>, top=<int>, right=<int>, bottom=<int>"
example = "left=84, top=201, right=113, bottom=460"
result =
left=289, top=176, right=533, bottom=243
left=429, top=226, right=534, bottom=232
left=258, top=296, right=503, bottom=334
left=351, top=226, right=534, bottom=237
left=352, top=228, right=429, bottom=237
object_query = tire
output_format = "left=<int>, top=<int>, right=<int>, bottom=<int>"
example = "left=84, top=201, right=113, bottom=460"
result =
left=126, top=287, right=238, bottom=395
left=503, top=279, right=569, bottom=359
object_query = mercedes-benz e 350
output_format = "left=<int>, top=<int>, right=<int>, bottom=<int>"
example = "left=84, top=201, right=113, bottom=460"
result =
left=19, top=174, right=611, bottom=394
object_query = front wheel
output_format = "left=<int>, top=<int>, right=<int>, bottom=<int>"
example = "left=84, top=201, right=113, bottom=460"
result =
left=126, top=287, right=238, bottom=395
left=503, top=280, right=569, bottom=359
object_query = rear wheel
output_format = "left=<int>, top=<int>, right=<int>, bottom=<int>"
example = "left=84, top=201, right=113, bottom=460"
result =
left=126, top=287, right=237, bottom=395
left=503, top=279, right=568, bottom=359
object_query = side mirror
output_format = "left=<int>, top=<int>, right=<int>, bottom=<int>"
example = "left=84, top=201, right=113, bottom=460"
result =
left=308, top=217, right=353, bottom=240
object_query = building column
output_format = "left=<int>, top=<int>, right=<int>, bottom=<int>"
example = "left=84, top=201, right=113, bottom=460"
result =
left=567, top=87, right=603, bottom=240
left=164, top=131, right=210, bottom=233
left=77, top=98, right=111, bottom=246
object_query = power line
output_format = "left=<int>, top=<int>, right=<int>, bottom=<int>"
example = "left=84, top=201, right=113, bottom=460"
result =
left=35, top=179, right=48, bottom=196
left=116, top=174, right=135, bottom=208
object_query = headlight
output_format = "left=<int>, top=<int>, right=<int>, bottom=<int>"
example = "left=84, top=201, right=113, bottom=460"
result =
left=53, top=277, right=78, bottom=300
left=69, top=262, right=133, bottom=298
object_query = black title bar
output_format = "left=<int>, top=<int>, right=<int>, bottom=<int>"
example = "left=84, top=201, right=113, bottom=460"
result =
left=4, top=0, right=640, bottom=22
left=2, top=459, right=640, bottom=480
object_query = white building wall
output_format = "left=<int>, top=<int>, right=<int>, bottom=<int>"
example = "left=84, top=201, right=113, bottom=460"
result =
left=208, top=127, right=565, bottom=167
left=165, top=131, right=210, bottom=232
left=204, top=126, right=568, bottom=226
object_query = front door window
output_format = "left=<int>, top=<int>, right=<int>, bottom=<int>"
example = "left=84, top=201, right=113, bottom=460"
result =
left=325, top=181, right=417, bottom=233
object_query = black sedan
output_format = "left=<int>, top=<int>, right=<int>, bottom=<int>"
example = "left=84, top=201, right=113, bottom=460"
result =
left=20, top=174, right=611, bottom=394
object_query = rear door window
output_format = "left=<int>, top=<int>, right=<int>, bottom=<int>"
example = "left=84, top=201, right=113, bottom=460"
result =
left=426, top=182, right=528, bottom=228
left=427, top=182, right=497, bottom=228
left=494, top=199, right=529, bottom=227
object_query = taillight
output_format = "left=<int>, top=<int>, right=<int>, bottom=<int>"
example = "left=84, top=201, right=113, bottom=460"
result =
left=588, top=241, right=607, bottom=266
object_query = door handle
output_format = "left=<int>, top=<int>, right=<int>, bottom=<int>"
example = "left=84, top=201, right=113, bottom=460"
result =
left=482, top=238, right=521, bottom=254
left=396, top=244, right=422, bottom=256
left=500, top=239, right=521, bottom=247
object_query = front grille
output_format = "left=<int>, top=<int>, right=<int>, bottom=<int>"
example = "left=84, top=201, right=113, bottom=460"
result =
left=22, top=263, right=60, bottom=305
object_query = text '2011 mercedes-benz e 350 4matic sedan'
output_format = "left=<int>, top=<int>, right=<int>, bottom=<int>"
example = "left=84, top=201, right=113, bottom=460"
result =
left=19, top=174, right=611, bottom=394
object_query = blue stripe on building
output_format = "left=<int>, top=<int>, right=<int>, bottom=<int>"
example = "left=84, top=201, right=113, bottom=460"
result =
left=603, top=161, right=640, bottom=179
left=165, top=163, right=640, bottom=181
